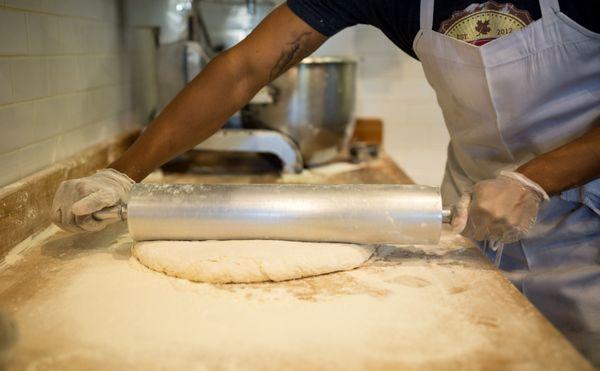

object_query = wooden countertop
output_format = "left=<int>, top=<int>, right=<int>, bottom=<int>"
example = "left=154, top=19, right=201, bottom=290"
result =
left=0, top=155, right=592, bottom=370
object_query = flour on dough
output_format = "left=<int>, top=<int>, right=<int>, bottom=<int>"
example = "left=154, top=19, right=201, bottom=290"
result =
left=133, top=240, right=375, bottom=284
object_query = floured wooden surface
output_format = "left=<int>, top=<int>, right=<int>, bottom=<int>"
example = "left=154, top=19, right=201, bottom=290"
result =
left=0, top=156, right=591, bottom=369
left=0, top=224, right=591, bottom=370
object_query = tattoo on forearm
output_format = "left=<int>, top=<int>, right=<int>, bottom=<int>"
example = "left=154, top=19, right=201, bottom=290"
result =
left=269, top=32, right=312, bottom=81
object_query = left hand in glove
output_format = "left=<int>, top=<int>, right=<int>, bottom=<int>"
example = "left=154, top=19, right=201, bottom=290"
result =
left=451, top=171, right=550, bottom=243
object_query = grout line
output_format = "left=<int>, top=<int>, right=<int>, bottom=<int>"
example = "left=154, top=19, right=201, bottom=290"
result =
left=24, top=5, right=31, bottom=56
left=0, top=81, right=132, bottom=108
left=0, top=52, right=126, bottom=58
left=0, top=5, right=119, bottom=25
left=0, top=111, right=134, bottom=159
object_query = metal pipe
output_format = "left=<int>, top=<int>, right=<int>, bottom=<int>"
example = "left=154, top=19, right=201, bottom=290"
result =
left=125, top=183, right=444, bottom=245
left=192, top=0, right=215, bottom=53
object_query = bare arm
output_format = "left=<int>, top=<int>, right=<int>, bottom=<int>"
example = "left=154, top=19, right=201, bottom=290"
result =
left=110, top=5, right=327, bottom=181
left=517, top=118, right=600, bottom=195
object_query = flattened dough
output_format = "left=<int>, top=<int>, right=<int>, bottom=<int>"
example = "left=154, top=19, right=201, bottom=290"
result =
left=133, top=240, right=375, bottom=284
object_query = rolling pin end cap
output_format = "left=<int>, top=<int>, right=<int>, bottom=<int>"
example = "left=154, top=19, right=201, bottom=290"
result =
left=442, top=209, right=452, bottom=224
left=92, top=204, right=128, bottom=221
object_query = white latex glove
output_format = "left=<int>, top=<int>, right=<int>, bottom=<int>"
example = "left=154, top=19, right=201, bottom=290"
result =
left=451, top=171, right=550, bottom=243
left=51, top=169, right=134, bottom=233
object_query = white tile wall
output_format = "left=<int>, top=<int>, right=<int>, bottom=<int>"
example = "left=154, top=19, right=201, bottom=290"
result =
left=10, top=57, right=47, bottom=100
left=0, top=9, right=28, bottom=55
left=19, top=137, right=58, bottom=176
left=0, top=102, right=35, bottom=153
left=7, top=0, right=115, bottom=20
left=314, top=25, right=449, bottom=185
left=26, top=13, right=61, bottom=55
left=57, top=18, right=83, bottom=54
left=46, top=56, right=81, bottom=94
left=5, top=0, right=44, bottom=12
left=0, top=150, right=23, bottom=186
left=0, top=59, right=12, bottom=104
left=0, top=0, right=154, bottom=188
left=33, top=95, right=70, bottom=140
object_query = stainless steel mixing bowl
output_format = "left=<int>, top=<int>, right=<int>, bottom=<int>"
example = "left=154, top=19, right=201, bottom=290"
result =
left=243, top=56, right=357, bottom=166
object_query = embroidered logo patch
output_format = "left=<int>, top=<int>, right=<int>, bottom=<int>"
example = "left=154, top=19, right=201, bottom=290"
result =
left=439, top=1, right=533, bottom=46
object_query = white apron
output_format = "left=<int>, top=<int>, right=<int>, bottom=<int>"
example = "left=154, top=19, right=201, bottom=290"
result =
left=413, top=0, right=600, bottom=364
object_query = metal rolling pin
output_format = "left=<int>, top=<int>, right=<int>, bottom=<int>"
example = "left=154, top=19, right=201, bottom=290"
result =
left=93, top=183, right=449, bottom=245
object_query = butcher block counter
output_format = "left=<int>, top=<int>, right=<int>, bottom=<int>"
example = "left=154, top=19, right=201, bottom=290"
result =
left=0, top=155, right=592, bottom=370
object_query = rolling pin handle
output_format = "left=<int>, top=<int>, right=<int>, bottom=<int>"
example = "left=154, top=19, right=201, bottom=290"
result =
left=442, top=208, right=453, bottom=224
left=92, top=204, right=128, bottom=222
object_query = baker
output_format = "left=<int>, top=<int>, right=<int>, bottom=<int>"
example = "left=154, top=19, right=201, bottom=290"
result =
left=51, top=0, right=599, bottom=363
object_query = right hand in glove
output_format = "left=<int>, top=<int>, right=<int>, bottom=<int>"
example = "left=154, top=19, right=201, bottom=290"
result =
left=450, top=170, right=549, bottom=243
left=51, top=168, right=134, bottom=233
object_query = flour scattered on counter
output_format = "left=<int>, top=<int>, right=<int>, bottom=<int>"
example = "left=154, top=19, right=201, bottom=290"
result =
left=279, top=162, right=364, bottom=184
left=0, top=225, right=61, bottom=270
left=310, top=162, right=364, bottom=176
left=11, top=241, right=492, bottom=370
left=279, top=169, right=322, bottom=183
left=141, top=170, right=165, bottom=183
left=3, top=227, right=584, bottom=370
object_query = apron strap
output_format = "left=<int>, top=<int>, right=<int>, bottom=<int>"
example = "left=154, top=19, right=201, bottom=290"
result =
left=420, top=0, right=435, bottom=30
left=539, top=0, right=560, bottom=19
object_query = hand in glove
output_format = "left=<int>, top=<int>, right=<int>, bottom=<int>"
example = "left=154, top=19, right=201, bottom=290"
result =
left=51, top=169, right=134, bottom=233
left=451, top=171, right=549, bottom=243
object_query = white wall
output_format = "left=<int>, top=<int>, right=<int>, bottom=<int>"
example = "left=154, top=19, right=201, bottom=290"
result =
left=314, top=25, right=449, bottom=186
left=0, top=0, right=156, bottom=187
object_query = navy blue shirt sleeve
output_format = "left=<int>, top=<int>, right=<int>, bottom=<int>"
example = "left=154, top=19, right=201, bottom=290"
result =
left=287, top=0, right=421, bottom=58
left=286, top=0, right=365, bottom=37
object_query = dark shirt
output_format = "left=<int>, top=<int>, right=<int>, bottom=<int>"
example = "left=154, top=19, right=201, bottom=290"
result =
left=287, top=0, right=600, bottom=59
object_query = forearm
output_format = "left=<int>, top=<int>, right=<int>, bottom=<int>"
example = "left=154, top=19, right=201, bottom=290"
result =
left=110, top=49, right=263, bottom=181
left=517, top=120, right=600, bottom=195
left=109, top=4, right=324, bottom=182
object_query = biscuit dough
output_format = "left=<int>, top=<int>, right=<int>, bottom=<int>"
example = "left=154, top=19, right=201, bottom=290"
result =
left=133, top=240, right=375, bottom=283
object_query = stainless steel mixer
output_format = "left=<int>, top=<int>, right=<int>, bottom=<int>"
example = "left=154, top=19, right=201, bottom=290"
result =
left=195, top=57, right=357, bottom=172
left=243, top=57, right=358, bottom=166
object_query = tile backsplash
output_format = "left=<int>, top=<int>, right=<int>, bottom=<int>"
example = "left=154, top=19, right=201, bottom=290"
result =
left=0, top=0, right=155, bottom=187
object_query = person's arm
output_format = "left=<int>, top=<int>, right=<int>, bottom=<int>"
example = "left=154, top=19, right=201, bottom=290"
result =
left=51, top=4, right=327, bottom=233
left=517, top=120, right=600, bottom=195
left=453, top=119, right=600, bottom=243
left=111, top=4, right=327, bottom=182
